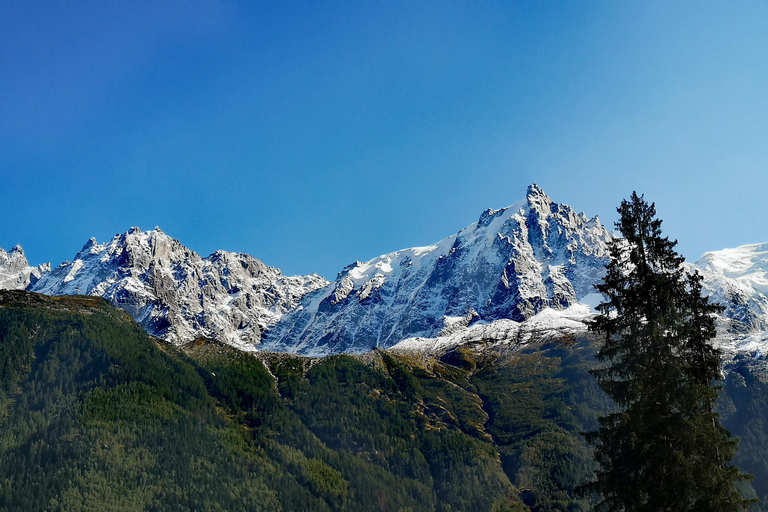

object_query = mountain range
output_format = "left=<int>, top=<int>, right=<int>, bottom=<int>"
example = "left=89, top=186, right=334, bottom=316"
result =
left=3, top=184, right=767, bottom=360
left=19, top=227, right=328, bottom=351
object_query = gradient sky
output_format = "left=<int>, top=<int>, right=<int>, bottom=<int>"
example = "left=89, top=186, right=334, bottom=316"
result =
left=2, top=1, right=767, bottom=279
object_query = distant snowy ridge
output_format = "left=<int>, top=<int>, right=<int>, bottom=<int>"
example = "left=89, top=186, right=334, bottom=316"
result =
left=691, top=243, right=768, bottom=359
left=0, top=245, right=49, bottom=290
left=261, top=184, right=613, bottom=355
left=28, top=228, right=328, bottom=350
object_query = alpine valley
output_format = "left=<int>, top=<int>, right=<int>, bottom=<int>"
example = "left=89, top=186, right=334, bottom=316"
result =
left=2, top=185, right=768, bottom=511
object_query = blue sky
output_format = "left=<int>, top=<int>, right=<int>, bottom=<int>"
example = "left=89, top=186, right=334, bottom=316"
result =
left=2, top=1, right=767, bottom=279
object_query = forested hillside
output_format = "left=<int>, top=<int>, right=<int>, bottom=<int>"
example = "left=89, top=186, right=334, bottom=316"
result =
left=0, top=290, right=763, bottom=511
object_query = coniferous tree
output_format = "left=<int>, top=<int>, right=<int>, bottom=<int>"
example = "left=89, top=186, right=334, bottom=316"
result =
left=585, top=192, right=753, bottom=512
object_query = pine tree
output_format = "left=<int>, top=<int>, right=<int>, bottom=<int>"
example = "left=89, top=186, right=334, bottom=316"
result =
left=585, top=192, right=753, bottom=512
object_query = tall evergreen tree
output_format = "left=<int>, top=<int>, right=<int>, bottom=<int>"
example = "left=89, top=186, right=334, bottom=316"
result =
left=585, top=192, right=753, bottom=512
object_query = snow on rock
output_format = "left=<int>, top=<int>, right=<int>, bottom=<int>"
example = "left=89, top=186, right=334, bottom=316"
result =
left=390, top=303, right=594, bottom=355
left=29, top=228, right=328, bottom=350
left=691, top=243, right=768, bottom=361
left=262, top=184, right=612, bottom=356
left=389, top=236, right=768, bottom=360
left=14, top=184, right=768, bottom=362
left=0, top=245, right=49, bottom=290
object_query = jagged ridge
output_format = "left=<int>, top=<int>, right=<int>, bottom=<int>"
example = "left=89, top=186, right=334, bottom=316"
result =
left=3, top=184, right=768, bottom=360
left=27, top=227, right=328, bottom=350
left=261, top=184, right=612, bottom=355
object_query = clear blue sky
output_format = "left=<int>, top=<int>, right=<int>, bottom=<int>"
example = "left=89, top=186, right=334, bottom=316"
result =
left=2, top=1, right=767, bottom=279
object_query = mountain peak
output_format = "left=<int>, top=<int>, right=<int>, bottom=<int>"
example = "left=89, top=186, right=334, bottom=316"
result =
left=80, top=237, right=99, bottom=253
left=527, top=182, right=546, bottom=196
left=7, top=185, right=768, bottom=360
left=263, top=186, right=613, bottom=355
left=1, top=245, right=28, bottom=267
left=1, top=244, right=48, bottom=290
left=28, top=228, right=329, bottom=349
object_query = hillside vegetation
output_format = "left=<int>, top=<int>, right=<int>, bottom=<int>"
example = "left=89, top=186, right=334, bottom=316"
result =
left=0, top=290, right=763, bottom=511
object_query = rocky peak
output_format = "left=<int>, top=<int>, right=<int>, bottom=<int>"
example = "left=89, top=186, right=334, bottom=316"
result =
left=526, top=183, right=553, bottom=212
left=0, top=244, right=49, bottom=290
left=1, top=245, right=28, bottom=272
left=262, top=184, right=612, bottom=355
left=29, top=227, right=329, bottom=350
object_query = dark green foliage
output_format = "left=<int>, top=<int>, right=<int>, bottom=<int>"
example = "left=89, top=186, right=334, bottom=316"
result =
left=720, top=365, right=768, bottom=512
left=471, top=342, right=605, bottom=512
left=7, top=287, right=764, bottom=511
left=0, top=291, right=279, bottom=512
left=0, top=291, right=531, bottom=511
left=585, top=194, right=753, bottom=512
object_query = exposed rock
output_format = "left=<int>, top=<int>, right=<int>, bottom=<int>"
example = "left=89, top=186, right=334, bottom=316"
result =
left=261, top=184, right=612, bottom=355
left=690, top=243, right=768, bottom=359
left=29, top=228, right=328, bottom=350
left=9, top=185, right=768, bottom=361
left=0, top=245, right=49, bottom=290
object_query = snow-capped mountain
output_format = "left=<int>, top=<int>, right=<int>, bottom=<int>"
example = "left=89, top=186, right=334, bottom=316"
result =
left=386, top=241, right=768, bottom=366
left=691, top=243, right=768, bottom=357
left=28, top=228, right=328, bottom=350
left=0, top=245, right=49, bottom=290
left=388, top=243, right=768, bottom=369
left=5, top=184, right=768, bottom=360
left=261, top=184, right=612, bottom=355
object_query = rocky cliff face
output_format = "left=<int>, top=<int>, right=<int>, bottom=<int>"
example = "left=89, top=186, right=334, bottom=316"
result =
left=28, top=228, right=328, bottom=350
left=261, top=184, right=612, bottom=355
left=0, top=245, right=49, bottom=290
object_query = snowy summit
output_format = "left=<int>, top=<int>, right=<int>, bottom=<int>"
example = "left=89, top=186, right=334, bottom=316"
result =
left=261, top=184, right=612, bottom=355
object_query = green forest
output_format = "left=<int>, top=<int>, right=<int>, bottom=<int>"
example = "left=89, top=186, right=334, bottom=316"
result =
left=0, top=289, right=765, bottom=511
